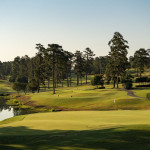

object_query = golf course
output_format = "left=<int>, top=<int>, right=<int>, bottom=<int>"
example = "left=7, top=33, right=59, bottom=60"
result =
left=1, top=111, right=150, bottom=149
left=0, top=77, right=150, bottom=150
left=1, top=1, right=150, bottom=149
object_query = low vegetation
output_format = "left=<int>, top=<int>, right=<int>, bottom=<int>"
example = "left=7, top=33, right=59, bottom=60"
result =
left=1, top=111, right=150, bottom=150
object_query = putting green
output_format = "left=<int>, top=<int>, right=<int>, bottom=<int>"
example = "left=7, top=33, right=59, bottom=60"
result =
left=1, top=111, right=150, bottom=133
left=1, top=111, right=150, bottom=150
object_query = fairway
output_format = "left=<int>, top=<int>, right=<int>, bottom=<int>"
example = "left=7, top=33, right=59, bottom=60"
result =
left=20, top=84, right=150, bottom=111
left=1, top=111, right=150, bottom=149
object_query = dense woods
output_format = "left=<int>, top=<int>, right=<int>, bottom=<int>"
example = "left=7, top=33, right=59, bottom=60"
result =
left=0, top=32, right=150, bottom=93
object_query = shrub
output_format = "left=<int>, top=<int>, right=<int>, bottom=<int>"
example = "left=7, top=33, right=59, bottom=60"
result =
left=123, top=81, right=133, bottom=89
left=9, top=76, right=16, bottom=82
left=12, top=82, right=28, bottom=94
left=147, top=93, right=150, bottom=100
left=136, top=84, right=150, bottom=87
left=105, top=76, right=111, bottom=85
left=91, top=74, right=104, bottom=88
left=27, top=79, right=39, bottom=93
left=135, top=77, right=149, bottom=83
left=122, top=74, right=133, bottom=89
left=49, top=108, right=56, bottom=112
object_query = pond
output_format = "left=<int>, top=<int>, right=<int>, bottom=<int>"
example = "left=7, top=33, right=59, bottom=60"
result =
left=0, top=96, right=31, bottom=122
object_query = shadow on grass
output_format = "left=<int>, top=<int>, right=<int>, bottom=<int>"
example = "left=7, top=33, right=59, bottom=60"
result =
left=0, top=125, right=150, bottom=150
left=133, top=87, right=150, bottom=91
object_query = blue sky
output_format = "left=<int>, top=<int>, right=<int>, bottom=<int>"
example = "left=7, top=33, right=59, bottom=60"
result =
left=0, top=0, right=150, bottom=61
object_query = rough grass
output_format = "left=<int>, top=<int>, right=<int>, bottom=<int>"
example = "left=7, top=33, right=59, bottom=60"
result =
left=24, top=84, right=150, bottom=110
left=1, top=111, right=150, bottom=149
left=0, top=79, right=150, bottom=110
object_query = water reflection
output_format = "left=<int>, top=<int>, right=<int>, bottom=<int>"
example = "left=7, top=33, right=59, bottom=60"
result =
left=0, top=96, right=30, bottom=121
left=0, top=106, right=14, bottom=121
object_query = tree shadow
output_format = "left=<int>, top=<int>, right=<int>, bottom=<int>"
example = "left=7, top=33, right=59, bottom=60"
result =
left=0, top=125, right=150, bottom=150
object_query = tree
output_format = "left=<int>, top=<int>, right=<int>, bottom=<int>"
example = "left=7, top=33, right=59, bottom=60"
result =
left=27, top=79, right=39, bottom=93
left=0, top=61, right=3, bottom=79
left=74, top=50, right=85, bottom=86
left=11, top=56, right=21, bottom=82
left=0, top=61, right=12, bottom=79
left=91, top=74, right=104, bottom=88
left=134, top=48, right=149, bottom=77
left=33, top=44, right=46, bottom=93
left=47, top=44, right=63, bottom=94
left=107, top=32, right=129, bottom=88
left=147, top=49, right=150, bottom=68
left=122, top=74, right=133, bottom=89
left=12, top=76, right=28, bottom=94
left=93, top=56, right=107, bottom=74
left=84, top=48, right=95, bottom=84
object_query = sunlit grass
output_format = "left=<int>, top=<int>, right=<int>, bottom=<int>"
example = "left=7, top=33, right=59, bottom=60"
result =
left=1, top=111, right=150, bottom=149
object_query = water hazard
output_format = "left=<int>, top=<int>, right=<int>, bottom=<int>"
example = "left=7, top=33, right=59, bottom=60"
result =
left=0, top=95, right=31, bottom=121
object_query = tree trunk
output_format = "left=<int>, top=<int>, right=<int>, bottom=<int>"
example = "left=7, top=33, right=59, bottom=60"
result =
left=57, top=81, right=59, bottom=88
left=113, top=78, right=116, bottom=88
left=137, top=68, right=139, bottom=77
left=81, top=76, right=82, bottom=85
left=70, top=70, right=72, bottom=87
left=48, top=77, right=50, bottom=89
left=86, top=72, right=87, bottom=84
left=77, top=74, right=79, bottom=86
left=52, top=54, right=55, bottom=94
left=86, top=55, right=88, bottom=84
left=37, top=81, right=40, bottom=93
left=62, top=80, right=63, bottom=87
left=67, top=73, right=69, bottom=87
left=116, top=75, right=119, bottom=88
left=140, top=70, right=142, bottom=78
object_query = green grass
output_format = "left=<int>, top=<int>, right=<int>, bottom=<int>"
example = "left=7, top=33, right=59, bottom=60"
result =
left=0, top=115, right=25, bottom=125
left=0, top=80, right=15, bottom=93
left=1, top=111, right=150, bottom=149
left=132, top=87, right=150, bottom=98
left=24, top=84, right=150, bottom=110
left=0, top=79, right=150, bottom=110
left=0, top=71, right=150, bottom=149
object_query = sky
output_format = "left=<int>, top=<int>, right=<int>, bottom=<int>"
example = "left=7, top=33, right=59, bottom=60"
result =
left=0, top=0, right=150, bottom=62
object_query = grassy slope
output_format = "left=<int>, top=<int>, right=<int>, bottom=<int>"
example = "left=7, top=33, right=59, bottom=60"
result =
left=0, top=80, right=15, bottom=93
left=26, top=84, right=150, bottom=110
left=0, top=78, right=149, bottom=110
left=1, top=111, right=150, bottom=149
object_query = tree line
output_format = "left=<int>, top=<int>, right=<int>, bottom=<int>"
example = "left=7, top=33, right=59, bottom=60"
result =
left=0, top=32, right=149, bottom=93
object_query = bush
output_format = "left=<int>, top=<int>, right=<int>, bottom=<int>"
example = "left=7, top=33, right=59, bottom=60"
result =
left=27, top=79, right=39, bottom=93
left=49, top=108, right=56, bottom=112
left=9, top=76, right=16, bottom=82
left=135, top=77, right=149, bottom=83
left=147, top=93, right=150, bottom=100
left=16, top=76, right=28, bottom=83
left=105, top=76, right=111, bottom=85
left=91, top=74, right=104, bottom=88
left=123, top=81, right=133, bottom=89
left=136, top=84, right=150, bottom=87
left=12, top=82, right=28, bottom=94
left=98, top=87, right=105, bottom=89
left=122, top=74, right=133, bottom=89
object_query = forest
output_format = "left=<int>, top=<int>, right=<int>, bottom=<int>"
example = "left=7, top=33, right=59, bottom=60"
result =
left=0, top=32, right=150, bottom=94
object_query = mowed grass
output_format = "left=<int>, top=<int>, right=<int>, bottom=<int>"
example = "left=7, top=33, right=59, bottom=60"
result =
left=1, top=111, right=150, bottom=149
left=0, top=79, right=149, bottom=110
left=27, top=84, right=150, bottom=110
left=132, top=87, right=150, bottom=98
left=0, top=80, right=15, bottom=93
